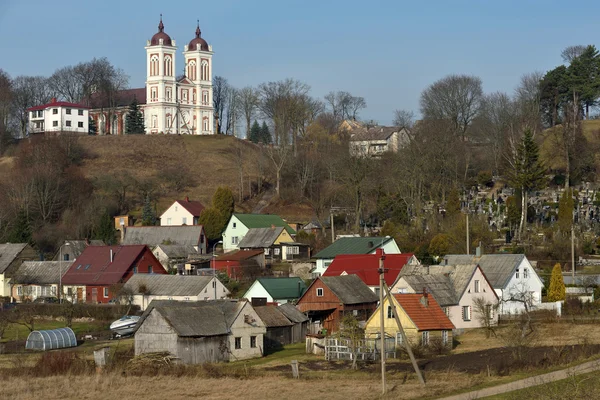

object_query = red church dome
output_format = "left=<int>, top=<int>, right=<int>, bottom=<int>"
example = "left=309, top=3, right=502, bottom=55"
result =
left=188, top=22, right=209, bottom=51
left=150, top=15, right=172, bottom=46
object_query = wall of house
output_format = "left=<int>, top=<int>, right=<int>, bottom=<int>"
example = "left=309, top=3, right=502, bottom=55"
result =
left=85, top=285, right=112, bottom=303
left=160, top=203, right=194, bottom=226
left=228, top=302, right=266, bottom=360
left=2, top=246, right=39, bottom=298
left=176, top=336, right=228, bottom=364
left=264, top=326, right=293, bottom=351
left=121, top=248, right=168, bottom=282
left=63, top=285, right=86, bottom=303
left=132, top=280, right=229, bottom=311
left=13, top=284, right=58, bottom=302
left=498, top=258, right=544, bottom=315
left=222, top=216, right=249, bottom=252
left=243, top=282, right=274, bottom=303
left=135, top=309, right=180, bottom=357
left=453, top=268, right=499, bottom=329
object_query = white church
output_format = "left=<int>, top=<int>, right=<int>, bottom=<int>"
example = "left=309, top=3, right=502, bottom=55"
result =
left=88, top=16, right=215, bottom=135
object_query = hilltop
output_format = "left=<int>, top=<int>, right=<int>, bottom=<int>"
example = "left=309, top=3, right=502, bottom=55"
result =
left=540, top=119, right=600, bottom=172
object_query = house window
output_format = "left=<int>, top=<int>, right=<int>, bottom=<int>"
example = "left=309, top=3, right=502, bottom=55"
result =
left=66, top=121, right=71, bottom=127
left=516, top=269, right=520, bottom=279
left=286, top=246, right=299, bottom=255
left=17, top=286, right=22, bottom=296
left=63, top=254, right=69, bottom=261
left=353, top=309, right=358, bottom=316
left=78, top=121, right=83, bottom=128
left=233, top=222, right=236, bottom=228
left=103, top=287, right=109, bottom=298
left=66, top=109, right=71, bottom=115
left=264, top=248, right=270, bottom=255
left=442, top=330, right=449, bottom=346
left=474, top=280, right=480, bottom=293
left=235, top=337, right=241, bottom=349
left=166, top=218, right=171, bottom=225
left=316, top=288, right=324, bottom=297
left=396, top=332, right=404, bottom=346
left=387, top=305, right=394, bottom=319
left=182, top=217, right=187, bottom=225
left=78, top=110, right=84, bottom=116
left=148, top=266, right=153, bottom=274
left=250, top=336, right=257, bottom=348
left=524, top=268, right=529, bottom=279
left=274, top=248, right=280, bottom=256
left=421, top=331, right=429, bottom=346
left=53, top=109, right=58, bottom=114
left=231, top=236, right=239, bottom=245
left=462, top=306, right=471, bottom=321
left=486, top=304, right=495, bottom=320
left=53, top=121, right=58, bottom=127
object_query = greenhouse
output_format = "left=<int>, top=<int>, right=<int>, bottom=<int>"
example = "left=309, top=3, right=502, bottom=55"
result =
left=25, top=327, right=77, bottom=351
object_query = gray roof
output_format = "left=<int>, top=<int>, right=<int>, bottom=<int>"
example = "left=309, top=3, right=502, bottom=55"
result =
left=0, top=243, right=29, bottom=274
left=254, top=306, right=293, bottom=328
left=154, top=244, right=199, bottom=258
left=238, top=227, right=284, bottom=249
left=123, top=274, right=215, bottom=296
left=138, top=300, right=245, bottom=337
left=278, top=303, right=309, bottom=324
left=443, top=254, right=526, bottom=289
left=350, top=126, right=404, bottom=141
left=320, top=275, right=379, bottom=305
left=123, top=226, right=203, bottom=247
left=11, top=261, right=72, bottom=285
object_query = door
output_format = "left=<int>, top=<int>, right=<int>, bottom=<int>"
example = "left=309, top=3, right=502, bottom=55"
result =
left=91, top=288, right=98, bottom=303
left=76, top=288, right=83, bottom=303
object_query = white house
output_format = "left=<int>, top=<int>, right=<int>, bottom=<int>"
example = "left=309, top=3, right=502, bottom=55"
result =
left=349, top=126, right=410, bottom=157
left=443, top=254, right=544, bottom=315
left=312, top=236, right=401, bottom=276
left=0, top=243, right=38, bottom=299
left=392, top=264, right=499, bottom=330
left=160, top=198, right=205, bottom=226
left=27, top=98, right=89, bottom=135
left=123, top=274, right=229, bottom=311
left=242, top=277, right=307, bottom=305
left=222, top=213, right=295, bottom=253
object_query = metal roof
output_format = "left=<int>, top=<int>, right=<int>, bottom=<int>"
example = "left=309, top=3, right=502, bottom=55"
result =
left=278, top=303, right=309, bottom=323
left=313, top=237, right=394, bottom=259
left=0, top=243, right=29, bottom=274
left=154, top=244, right=199, bottom=259
left=238, top=227, right=284, bottom=248
left=12, top=261, right=72, bottom=285
left=233, top=214, right=296, bottom=235
left=123, top=274, right=215, bottom=296
left=400, top=275, right=458, bottom=306
left=320, top=275, right=379, bottom=305
left=443, top=254, right=526, bottom=289
left=254, top=305, right=293, bottom=328
left=123, top=226, right=204, bottom=247
left=252, top=277, right=307, bottom=300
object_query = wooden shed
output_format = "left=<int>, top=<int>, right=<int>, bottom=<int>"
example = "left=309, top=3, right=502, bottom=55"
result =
left=278, top=303, right=309, bottom=344
left=134, top=299, right=266, bottom=364
left=254, top=305, right=293, bottom=352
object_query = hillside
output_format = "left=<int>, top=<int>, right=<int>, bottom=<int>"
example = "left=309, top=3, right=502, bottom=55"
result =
left=540, top=119, right=600, bottom=171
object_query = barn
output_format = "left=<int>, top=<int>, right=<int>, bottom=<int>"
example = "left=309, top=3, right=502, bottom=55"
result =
left=254, top=305, right=294, bottom=352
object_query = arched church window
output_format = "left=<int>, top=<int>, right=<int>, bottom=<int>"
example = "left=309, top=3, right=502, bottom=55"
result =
left=150, top=55, right=159, bottom=76
left=164, top=56, right=172, bottom=76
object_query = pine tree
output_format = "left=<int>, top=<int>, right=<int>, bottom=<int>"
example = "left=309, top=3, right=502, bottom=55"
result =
left=558, top=188, right=574, bottom=233
left=88, top=116, right=97, bottom=135
left=95, top=211, right=116, bottom=245
left=248, top=120, right=261, bottom=143
left=126, top=98, right=145, bottom=134
left=213, top=186, right=234, bottom=219
left=141, top=194, right=157, bottom=226
left=198, top=187, right=235, bottom=240
left=7, top=209, right=32, bottom=244
left=547, top=263, right=566, bottom=301
left=260, top=121, right=272, bottom=144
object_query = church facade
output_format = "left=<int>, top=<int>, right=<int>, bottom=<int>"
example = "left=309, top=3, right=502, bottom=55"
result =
left=89, top=17, right=214, bottom=135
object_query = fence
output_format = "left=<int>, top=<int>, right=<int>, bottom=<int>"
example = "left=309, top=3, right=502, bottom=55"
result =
left=325, top=337, right=396, bottom=361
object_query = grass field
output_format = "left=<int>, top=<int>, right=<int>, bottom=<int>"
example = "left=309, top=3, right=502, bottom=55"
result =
left=1, top=320, right=107, bottom=343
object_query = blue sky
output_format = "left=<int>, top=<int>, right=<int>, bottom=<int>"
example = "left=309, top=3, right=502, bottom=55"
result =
left=1, top=0, right=599, bottom=124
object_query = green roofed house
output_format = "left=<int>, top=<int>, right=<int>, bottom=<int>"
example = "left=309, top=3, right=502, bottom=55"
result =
left=222, top=213, right=296, bottom=253
left=242, top=277, right=307, bottom=305
left=312, top=236, right=400, bottom=276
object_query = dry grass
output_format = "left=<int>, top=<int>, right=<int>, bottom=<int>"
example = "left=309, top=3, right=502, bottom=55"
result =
left=539, top=119, right=600, bottom=171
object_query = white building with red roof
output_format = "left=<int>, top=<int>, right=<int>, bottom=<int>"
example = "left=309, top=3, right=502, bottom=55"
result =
left=27, top=98, right=89, bottom=135
left=160, top=197, right=206, bottom=226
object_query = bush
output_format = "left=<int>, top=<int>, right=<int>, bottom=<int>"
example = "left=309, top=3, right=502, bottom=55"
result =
left=16, top=303, right=141, bottom=321
left=477, top=170, right=494, bottom=187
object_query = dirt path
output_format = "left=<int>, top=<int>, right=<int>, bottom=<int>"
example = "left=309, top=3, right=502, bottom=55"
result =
left=252, top=188, right=276, bottom=213
left=437, top=359, right=600, bottom=400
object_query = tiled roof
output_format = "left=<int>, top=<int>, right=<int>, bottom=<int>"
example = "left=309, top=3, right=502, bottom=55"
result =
left=233, top=214, right=296, bottom=235
left=175, top=199, right=205, bottom=217
left=313, top=237, right=394, bottom=259
left=88, top=88, right=146, bottom=109
left=323, top=253, right=415, bottom=286
left=61, top=245, right=153, bottom=285
left=394, top=293, right=454, bottom=331
left=254, top=277, right=307, bottom=300
left=123, top=274, right=215, bottom=296
left=11, top=261, right=71, bottom=285
left=123, top=226, right=204, bottom=247
left=319, top=275, right=379, bottom=304
left=216, top=249, right=264, bottom=262
left=254, top=305, right=293, bottom=328
left=27, top=101, right=89, bottom=112
left=0, top=243, right=29, bottom=274
left=238, top=227, right=284, bottom=248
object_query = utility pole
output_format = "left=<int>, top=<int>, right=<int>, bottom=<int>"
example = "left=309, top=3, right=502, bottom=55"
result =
left=330, top=210, right=335, bottom=243
left=466, top=212, right=470, bottom=255
left=378, top=252, right=386, bottom=395
left=571, top=224, right=576, bottom=284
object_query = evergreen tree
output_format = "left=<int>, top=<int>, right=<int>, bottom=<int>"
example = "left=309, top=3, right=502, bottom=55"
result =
left=88, top=116, right=97, bottom=135
left=125, top=98, right=145, bottom=134
left=7, top=209, right=32, bottom=244
left=213, top=186, right=234, bottom=219
left=198, top=186, right=235, bottom=241
left=248, top=120, right=261, bottom=143
left=547, top=263, right=566, bottom=301
left=95, top=211, right=116, bottom=245
left=260, top=121, right=272, bottom=144
left=558, top=188, right=575, bottom=233
left=446, top=188, right=461, bottom=217
left=141, top=194, right=157, bottom=226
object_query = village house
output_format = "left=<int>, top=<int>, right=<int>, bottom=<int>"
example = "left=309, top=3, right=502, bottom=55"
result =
left=134, top=299, right=266, bottom=364
left=254, top=305, right=295, bottom=352
left=323, top=250, right=419, bottom=295
left=53, top=240, right=105, bottom=262
left=238, top=227, right=310, bottom=262
left=312, top=236, right=401, bottom=276
left=243, top=277, right=307, bottom=305
left=152, top=244, right=201, bottom=271
left=365, top=293, right=454, bottom=348
left=26, top=97, right=89, bottom=135
left=296, top=275, right=379, bottom=334
left=349, top=126, right=410, bottom=157
left=392, top=264, right=499, bottom=329
left=160, top=197, right=205, bottom=226
left=122, top=225, right=207, bottom=255
left=61, top=245, right=167, bottom=303
left=122, top=274, right=229, bottom=310
left=443, top=254, right=543, bottom=314
left=222, top=213, right=296, bottom=253
left=11, top=261, right=71, bottom=302
left=0, top=243, right=38, bottom=299
left=278, top=303, right=309, bottom=344
left=213, top=249, right=265, bottom=279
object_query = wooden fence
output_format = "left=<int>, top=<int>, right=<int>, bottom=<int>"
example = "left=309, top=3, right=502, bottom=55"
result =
left=325, top=337, right=396, bottom=361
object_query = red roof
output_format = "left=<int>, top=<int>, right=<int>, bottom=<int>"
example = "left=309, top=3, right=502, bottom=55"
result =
left=61, top=245, right=159, bottom=286
left=88, top=88, right=146, bottom=109
left=216, top=249, right=263, bottom=262
left=323, top=253, right=415, bottom=286
left=27, top=99, right=89, bottom=112
left=177, top=198, right=205, bottom=217
left=393, top=294, right=454, bottom=331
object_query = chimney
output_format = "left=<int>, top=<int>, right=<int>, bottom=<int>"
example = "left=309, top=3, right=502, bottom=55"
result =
left=121, top=226, right=126, bottom=242
left=420, top=287, right=429, bottom=307
left=110, top=249, right=114, bottom=263
left=476, top=243, right=482, bottom=257
left=185, top=196, right=189, bottom=202
left=51, top=97, right=57, bottom=103
left=271, top=224, right=276, bottom=230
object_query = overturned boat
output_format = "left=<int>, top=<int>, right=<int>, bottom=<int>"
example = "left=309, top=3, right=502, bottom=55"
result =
left=110, top=315, right=140, bottom=337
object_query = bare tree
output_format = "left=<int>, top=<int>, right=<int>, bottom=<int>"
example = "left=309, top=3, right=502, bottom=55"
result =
left=11, top=76, right=55, bottom=138
left=213, top=76, right=230, bottom=134
left=472, top=296, right=499, bottom=338
left=238, top=86, right=260, bottom=139
left=224, top=87, right=240, bottom=136
left=265, top=144, right=291, bottom=197
left=479, top=92, right=518, bottom=175
left=392, top=109, right=415, bottom=128
left=0, top=69, right=12, bottom=152
left=561, top=45, right=588, bottom=64
left=324, top=91, right=366, bottom=121
left=515, top=71, right=543, bottom=136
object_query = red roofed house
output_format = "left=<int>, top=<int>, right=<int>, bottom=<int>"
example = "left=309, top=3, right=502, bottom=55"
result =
left=160, top=197, right=206, bottom=226
left=365, top=293, right=454, bottom=348
left=26, top=98, right=89, bottom=135
left=323, top=250, right=419, bottom=295
left=213, top=249, right=265, bottom=279
left=61, top=245, right=167, bottom=303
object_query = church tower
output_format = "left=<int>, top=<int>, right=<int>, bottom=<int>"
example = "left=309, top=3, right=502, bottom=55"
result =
left=183, top=21, right=214, bottom=135
left=145, top=15, right=177, bottom=134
